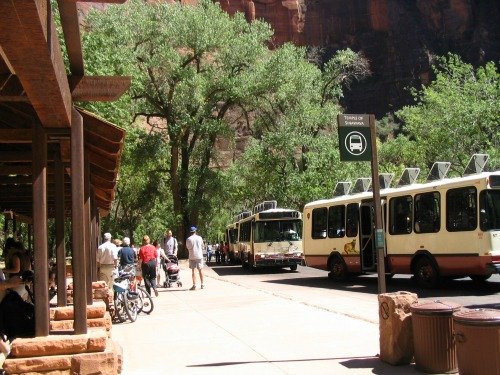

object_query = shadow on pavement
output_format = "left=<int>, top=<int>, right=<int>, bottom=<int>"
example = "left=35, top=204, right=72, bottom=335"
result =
left=210, top=264, right=298, bottom=276
left=263, top=275, right=500, bottom=300
left=187, top=355, right=407, bottom=369
left=340, top=357, right=419, bottom=374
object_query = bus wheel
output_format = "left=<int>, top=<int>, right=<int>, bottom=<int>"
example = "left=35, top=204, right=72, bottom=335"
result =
left=414, top=257, right=439, bottom=288
left=328, top=257, right=348, bottom=281
left=470, top=274, right=491, bottom=283
left=289, top=264, right=298, bottom=271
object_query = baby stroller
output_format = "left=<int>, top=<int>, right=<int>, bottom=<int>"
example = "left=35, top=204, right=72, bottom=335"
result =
left=162, top=255, right=182, bottom=288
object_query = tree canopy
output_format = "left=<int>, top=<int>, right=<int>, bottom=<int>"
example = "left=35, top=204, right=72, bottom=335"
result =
left=80, top=2, right=497, bottom=245
left=81, top=0, right=369, bottom=244
left=394, top=54, right=499, bottom=174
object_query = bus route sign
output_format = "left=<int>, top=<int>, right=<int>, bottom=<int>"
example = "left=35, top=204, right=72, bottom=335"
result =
left=337, top=114, right=372, bottom=161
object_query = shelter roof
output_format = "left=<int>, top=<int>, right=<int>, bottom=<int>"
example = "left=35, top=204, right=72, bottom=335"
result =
left=0, top=0, right=129, bottom=219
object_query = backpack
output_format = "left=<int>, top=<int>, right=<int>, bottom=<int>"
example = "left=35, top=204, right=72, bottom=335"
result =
left=0, top=290, right=35, bottom=340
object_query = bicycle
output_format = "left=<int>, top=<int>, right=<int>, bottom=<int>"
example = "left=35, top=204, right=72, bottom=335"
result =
left=130, top=272, right=154, bottom=315
left=112, top=266, right=140, bottom=323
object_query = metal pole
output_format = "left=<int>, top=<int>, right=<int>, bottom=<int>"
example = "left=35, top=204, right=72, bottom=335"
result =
left=369, top=115, right=386, bottom=294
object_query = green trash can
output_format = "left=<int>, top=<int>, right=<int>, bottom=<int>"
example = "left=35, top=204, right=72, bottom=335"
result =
left=411, top=300, right=461, bottom=374
left=453, top=308, right=500, bottom=375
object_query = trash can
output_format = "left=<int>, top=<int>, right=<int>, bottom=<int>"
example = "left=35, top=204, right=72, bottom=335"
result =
left=453, top=308, right=500, bottom=375
left=410, top=300, right=461, bottom=374
left=378, top=291, right=418, bottom=365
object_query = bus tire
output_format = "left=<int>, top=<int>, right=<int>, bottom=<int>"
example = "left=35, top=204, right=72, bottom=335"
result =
left=469, top=274, right=491, bottom=283
left=289, top=264, right=298, bottom=271
left=328, top=256, right=348, bottom=281
left=414, top=257, right=440, bottom=288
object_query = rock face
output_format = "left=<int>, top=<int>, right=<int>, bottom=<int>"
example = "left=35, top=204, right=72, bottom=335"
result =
left=220, top=0, right=500, bottom=116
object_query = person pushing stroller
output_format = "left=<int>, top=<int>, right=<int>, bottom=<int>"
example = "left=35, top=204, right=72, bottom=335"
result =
left=163, top=229, right=178, bottom=258
left=161, top=229, right=181, bottom=287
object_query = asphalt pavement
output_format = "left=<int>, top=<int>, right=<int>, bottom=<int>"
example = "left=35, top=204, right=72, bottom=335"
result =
left=111, top=261, right=423, bottom=375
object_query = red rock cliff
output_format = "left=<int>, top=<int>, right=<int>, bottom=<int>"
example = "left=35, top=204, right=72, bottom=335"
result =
left=219, top=0, right=500, bottom=116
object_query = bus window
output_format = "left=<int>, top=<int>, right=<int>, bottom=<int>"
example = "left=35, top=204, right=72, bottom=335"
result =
left=254, top=220, right=302, bottom=243
left=480, top=190, right=500, bottom=231
left=328, top=205, right=345, bottom=238
left=414, top=192, right=440, bottom=233
left=446, top=187, right=477, bottom=231
left=239, top=221, right=252, bottom=241
left=389, top=196, right=413, bottom=235
left=312, top=207, right=327, bottom=239
left=346, top=203, right=359, bottom=237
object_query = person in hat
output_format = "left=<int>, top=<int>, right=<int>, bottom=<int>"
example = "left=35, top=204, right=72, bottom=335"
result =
left=185, top=226, right=204, bottom=290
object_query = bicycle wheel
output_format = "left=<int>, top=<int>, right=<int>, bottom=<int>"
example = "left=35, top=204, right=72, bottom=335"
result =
left=137, top=285, right=154, bottom=314
left=113, top=292, right=127, bottom=323
left=124, top=292, right=138, bottom=322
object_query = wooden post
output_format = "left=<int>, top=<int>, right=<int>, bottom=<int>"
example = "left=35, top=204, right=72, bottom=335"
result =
left=84, top=155, right=93, bottom=304
left=71, top=108, right=87, bottom=334
left=90, top=193, right=98, bottom=282
left=32, top=122, right=49, bottom=336
left=55, top=152, right=67, bottom=306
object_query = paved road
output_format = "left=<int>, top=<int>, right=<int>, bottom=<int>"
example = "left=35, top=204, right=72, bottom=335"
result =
left=112, top=262, right=498, bottom=374
left=209, top=263, right=500, bottom=323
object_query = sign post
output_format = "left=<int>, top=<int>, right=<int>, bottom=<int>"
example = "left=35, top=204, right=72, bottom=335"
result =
left=337, top=114, right=386, bottom=294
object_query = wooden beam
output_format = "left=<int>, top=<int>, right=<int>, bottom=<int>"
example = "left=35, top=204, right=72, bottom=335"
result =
left=70, top=76, right=131, bottom=102
left=56, top=0, right=84, bottom=76
left=0, top=74, right=28, bottom=102
left=0, top=129, right=33, bottom=143
left=0, top=0, right=72, bottom=127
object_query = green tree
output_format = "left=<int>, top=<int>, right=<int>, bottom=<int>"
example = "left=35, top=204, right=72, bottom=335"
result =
left=396, top=54, right=499, bottom=175
left=82, top=0, right=327, bottom=245
left=227, top=48, right=371, bottom=211
left=100, top=128, right=172, bottom=244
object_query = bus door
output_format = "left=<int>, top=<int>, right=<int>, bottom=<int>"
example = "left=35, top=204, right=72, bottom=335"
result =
left=359, top=202, right=377, bottom=271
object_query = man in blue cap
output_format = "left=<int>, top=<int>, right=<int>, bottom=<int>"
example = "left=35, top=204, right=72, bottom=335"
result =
left=186, top=226, right=204, bottom=290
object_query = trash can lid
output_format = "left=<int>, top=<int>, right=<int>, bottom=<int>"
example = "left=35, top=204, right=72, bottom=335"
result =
left=453, top=308, right=500, bottom=326
left=410, top=300, right=462, bottom=316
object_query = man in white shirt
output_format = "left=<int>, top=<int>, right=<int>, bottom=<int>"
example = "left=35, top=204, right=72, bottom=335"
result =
left=185, top=226, right=204, bottom=290
left=163, top=229, right=178, bottom=257
left=96, top=233, right=118, bottom=290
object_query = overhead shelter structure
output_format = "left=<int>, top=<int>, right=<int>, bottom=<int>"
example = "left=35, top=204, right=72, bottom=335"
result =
left=0, top=0, right=130, bottom=336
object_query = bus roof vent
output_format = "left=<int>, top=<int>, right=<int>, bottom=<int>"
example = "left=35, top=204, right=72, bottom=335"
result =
left=426, top=162, right=451, bottom=182
left=235, top=210, right=252, bottom=222
left=351, top=178, right=372, bottom=194
left=333, top=181, right=352, bottom=197
left=397, top=168, right=420, bottom=187
left=463, top=153, right=489, bottom=176
left=379, top=173, right=394, bottom=189
left=253, top=200, right=277, bottom=214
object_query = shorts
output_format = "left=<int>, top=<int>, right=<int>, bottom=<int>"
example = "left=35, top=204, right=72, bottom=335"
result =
left=189, top=259, right=204, bottom=270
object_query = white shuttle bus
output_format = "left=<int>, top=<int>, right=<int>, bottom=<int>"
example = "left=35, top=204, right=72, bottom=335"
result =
left=303, top=155, right=500, bottom=288
left=237, top=201, right=304, bottom=271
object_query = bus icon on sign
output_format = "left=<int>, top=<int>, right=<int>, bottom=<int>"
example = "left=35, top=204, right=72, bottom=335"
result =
left=349, top=135, right=363, bottom=152
left=345, top=131, right=367, bottom=155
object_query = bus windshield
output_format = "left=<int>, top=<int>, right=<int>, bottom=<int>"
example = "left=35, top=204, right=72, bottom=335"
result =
left=480, top=190, right=500, bottom=231
left=254, top=220, right=302, bottom=243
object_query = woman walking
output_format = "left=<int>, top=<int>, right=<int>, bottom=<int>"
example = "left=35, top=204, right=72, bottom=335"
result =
left=138, top=235, right=159, bottom=297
